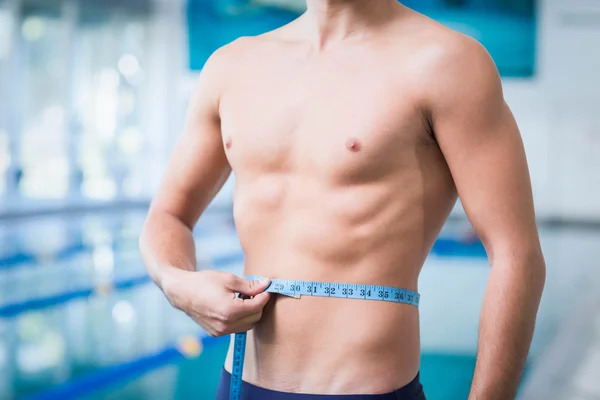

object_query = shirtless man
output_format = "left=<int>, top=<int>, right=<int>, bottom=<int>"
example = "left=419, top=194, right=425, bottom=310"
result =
left=139, top=1, right=546, bottom=399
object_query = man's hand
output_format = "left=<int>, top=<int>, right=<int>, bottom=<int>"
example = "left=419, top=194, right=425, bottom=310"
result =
left=138, top=45, right=263, bottom=337
left=164, top=270, right=272, bottom=337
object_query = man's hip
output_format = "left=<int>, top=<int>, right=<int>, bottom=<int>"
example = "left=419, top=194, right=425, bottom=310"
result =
left=215, top=368, right=426, bottom=400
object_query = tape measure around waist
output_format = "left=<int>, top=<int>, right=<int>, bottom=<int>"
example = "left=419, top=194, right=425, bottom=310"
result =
left=229, top=277, right=420, bottom=400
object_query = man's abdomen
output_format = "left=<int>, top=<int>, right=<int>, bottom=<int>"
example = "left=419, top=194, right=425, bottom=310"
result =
left=225, top=294, right=421, bottom=394
left=226, top=168, right=455, bottom=393
left=227, top=205, right=427, bottom=392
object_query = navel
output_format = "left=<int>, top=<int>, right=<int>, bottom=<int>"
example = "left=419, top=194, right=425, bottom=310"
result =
left=346, top=138, right=362, bottom=153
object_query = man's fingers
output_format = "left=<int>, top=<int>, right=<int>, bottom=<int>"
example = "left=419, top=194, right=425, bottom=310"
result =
left=242, top=291, right=271, bottom=311
left=227, top=312, right=263, bottom=334
left=225, top=274, right=271, bottom=297
left=236, top=312, right=263, bottom=327
left=228, top=291, right=271, bottom=320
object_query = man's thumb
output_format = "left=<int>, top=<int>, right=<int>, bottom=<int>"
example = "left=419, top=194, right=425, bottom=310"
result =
left=228, top=275, right=270, bottom=296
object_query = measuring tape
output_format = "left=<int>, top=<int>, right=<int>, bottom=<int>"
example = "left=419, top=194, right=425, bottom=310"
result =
left=229, top=277, right=420, bottom=400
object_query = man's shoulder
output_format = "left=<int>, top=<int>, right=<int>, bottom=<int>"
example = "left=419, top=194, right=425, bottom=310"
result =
left=380, top=10, right=504, bottom=117
left=204, top=31, right=288, bottom=73
left=395, top=12, right=504, bottom=119
left=195, top=36, right=263, bottom=93
left=400, top=12, right=495, bottom=78
left=204, top=36, right=259, bottom=69
left=394, top=12, right=500, bottom=101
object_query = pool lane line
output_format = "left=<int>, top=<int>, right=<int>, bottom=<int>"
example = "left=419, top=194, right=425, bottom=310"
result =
left=0, top=225, right=230, bottom=270
left=0, top=275, right=152, bottom=318
left=0, top=241, right=117, bottom=271
left=431, top=238, right=487, bottom=259
left=20, top=334, right=229, bottom=400
left=0, top=242, right=90, bottom=270
left=0, top=252, right=245, bottom=319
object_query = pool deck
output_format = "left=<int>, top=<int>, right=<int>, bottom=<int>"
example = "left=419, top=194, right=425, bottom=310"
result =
left=520, top=265, right=600, bottom=400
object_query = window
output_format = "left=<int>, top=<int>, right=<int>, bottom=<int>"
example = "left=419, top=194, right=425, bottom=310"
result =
left=0, top=0, right=179, bottom=208
left=75, top=13, right=149, bottom=200
left=19, top=0, right=70, bottom=199
left=0, top=0, right=13, bottom=200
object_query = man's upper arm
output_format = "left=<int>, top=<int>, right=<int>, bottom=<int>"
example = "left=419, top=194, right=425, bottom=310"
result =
left=429, top=36, right=540, bottom=259
left=150, top=50, right=232, bottom=228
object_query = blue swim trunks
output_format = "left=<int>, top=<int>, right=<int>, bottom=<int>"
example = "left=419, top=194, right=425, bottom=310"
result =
left=215, top=368, right=426, bottom=399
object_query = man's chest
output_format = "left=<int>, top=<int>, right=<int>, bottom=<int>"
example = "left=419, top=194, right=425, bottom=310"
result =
left=219, top=57, right=432, bottom=180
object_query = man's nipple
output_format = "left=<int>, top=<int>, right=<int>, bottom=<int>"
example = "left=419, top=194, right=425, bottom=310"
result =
left=346, top=138, right=362, bottom=153
left=225, top=137, right=232, bottom=149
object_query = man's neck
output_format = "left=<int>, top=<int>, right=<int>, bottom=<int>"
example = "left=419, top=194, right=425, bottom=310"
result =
left=302, top=0, right=400, bottom=49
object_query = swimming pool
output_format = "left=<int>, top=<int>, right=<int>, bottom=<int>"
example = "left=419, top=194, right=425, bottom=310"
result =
left=0, top=211, right=593, bottom=399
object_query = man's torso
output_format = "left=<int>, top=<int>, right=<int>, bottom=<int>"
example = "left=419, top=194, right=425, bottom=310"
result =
left=219, top=9, right=460, bottom=394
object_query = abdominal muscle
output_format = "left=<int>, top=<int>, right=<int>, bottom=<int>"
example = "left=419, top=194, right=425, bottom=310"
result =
left=222, top=173, right=454, bottom=394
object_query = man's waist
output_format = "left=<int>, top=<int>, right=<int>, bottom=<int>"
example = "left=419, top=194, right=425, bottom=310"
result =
left=227, top=326, right=421, bottom=392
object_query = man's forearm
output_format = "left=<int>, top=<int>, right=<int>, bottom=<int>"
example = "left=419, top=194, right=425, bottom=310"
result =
left=469, top=249, right=546, bottom=400
left=139, top=209, right=198, bottom=292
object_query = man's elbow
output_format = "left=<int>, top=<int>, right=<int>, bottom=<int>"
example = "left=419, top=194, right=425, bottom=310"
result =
left=527, top=246, right=546, bottom=295
left=491, top=242, right=546, bottom=294
left=138, top=211, right=154, bottom=256
left=510, top=245, right=546, bottom=295
left=138, top=207, right=164, bottom=272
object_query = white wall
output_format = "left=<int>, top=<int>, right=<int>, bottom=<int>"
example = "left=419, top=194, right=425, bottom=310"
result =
left=498, top=0, right=600, bottom=221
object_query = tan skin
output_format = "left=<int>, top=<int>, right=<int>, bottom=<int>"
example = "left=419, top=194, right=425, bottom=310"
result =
left=140, top=1, right=545, bottom=398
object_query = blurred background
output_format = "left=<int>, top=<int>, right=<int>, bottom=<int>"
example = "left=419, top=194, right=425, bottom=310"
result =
left=1, top=0, right=599, bottom=399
